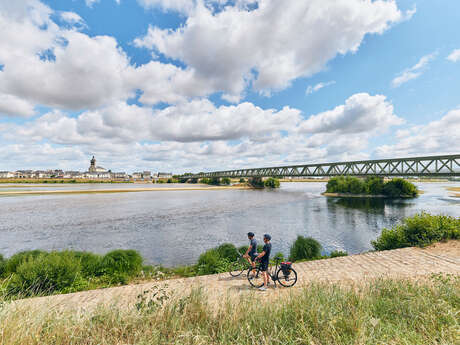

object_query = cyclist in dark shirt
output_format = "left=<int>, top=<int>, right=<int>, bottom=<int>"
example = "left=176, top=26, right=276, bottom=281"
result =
left=255, top=234, right=272, bottom=291
left=243, top=232, right=257, bottom=271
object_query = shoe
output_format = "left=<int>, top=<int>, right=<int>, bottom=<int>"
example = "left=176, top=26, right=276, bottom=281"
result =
left=258, top=286, right=267, bottom=291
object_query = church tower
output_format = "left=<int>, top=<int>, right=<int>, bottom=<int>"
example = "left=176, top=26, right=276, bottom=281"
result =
left=89, top=156, right=96, bottom=172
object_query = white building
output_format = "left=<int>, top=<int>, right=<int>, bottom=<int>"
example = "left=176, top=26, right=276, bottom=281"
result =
left=0, top=171, right=15, bottom=178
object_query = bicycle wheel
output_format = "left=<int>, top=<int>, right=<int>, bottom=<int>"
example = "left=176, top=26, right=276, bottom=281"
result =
left=276, top=267, right=297, bottom=287
left=247, top=267, right=264, bottom=288
left=229, top=259, right=247, bottom=277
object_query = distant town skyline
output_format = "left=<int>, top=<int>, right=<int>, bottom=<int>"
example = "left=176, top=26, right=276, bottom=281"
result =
left=0, top=1, right=459, bottom=173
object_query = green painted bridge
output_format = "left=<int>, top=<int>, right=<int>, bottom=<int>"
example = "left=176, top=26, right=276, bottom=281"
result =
left=181, top=154, right=460, bottom=179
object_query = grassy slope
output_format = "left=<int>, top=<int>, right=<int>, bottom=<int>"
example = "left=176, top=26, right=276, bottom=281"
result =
left=1, top=277, right=458, bottom=345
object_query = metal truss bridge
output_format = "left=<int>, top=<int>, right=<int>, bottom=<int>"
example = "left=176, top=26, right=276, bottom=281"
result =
left=182, top=154, right=460, bottom=179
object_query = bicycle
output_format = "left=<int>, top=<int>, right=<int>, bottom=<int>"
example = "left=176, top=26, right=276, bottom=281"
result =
left=228, top=252, right=254, bottom=277
left=247, top=257, right=297, bottom=288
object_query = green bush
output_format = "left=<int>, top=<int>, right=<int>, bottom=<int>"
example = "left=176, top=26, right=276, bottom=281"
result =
left=264, top=177, right=280, bottom=188
left=100, top=250, right=143, bottom=276
left=329, top=250, right=348, bottom=258
left=371, top=213, right=460, bottom=250
left=237, top=245, right=249, bottom=254
left=0, top=254, right=6, bottom=278
left=221, top=177, right=231, bottom=185
left=289, top=236, right=322, bottom=261
left=5, top=250, right=48, bottom=274
left=209, top=177, right=221, bottom=185
left=216, top=243, right=239, bottom=261
left=72, top=251, right=102, bottom=277
left=239, top=178, right=245, bottom=183
left=383, top=178, right=417, bottom=197
left=7, top=251, right=81, bottom=296
left=197, top=249, right=229, bottom=275
left=249, top=177, right=264, bottom=188
left=365, top=176, right=384, bottom=195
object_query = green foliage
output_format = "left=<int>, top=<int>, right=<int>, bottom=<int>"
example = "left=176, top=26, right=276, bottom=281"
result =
left=5, top=250, right=48, bottom=274
left=215, top=243, right=238, bottom=261
left=257, top=244, right=264, bottom=254
left=239, top=178, right=245, bottom=183
left=1, top=249, right=145, bottom=297
left=329, top=250, right=348, bottom=258
left=249, top=177, right=264, bottom=188
left=221, top=177, right=231, bottom=185
left=371, top=212, right=460, bottom=250
left=209, top=177, right=221, bottom=185
left=197, top=249, right=230, bottom=275
left=272, top=251, right=285, bottom=262
left=264, top=177, right=280, bottom=188
left=7, top=251, right=82, bottom=296
left=289, top=236, right=322, bottom=261
left=326, top=176, right=417, bottom=198
left=190, top=178, right=198, bottom=184
left=383, top=178, right=417, bottom=197
left=0, top=254, right=6, bottom=278
left=100, top=250, right=143, bottom=276
left=237, top=245, right=249, bottom=254
left=365, top=176, right=384, bottom=195
left=72, top=251, right=102, bottom=277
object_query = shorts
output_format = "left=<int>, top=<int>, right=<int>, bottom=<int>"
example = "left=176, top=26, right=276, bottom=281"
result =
left=250, top=253, right=258, bottom=262
left=259, top=260, right=269, bottom=271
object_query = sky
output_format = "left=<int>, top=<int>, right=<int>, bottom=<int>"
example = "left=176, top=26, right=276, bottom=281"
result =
left=0, top=0, right=459, bottom=174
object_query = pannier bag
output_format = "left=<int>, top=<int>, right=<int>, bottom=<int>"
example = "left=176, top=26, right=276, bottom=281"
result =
left=280, top=262, right=292, bottom=275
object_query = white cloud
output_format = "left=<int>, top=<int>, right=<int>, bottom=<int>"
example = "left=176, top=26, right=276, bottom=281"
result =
left=299, top=93, right=403, bottom=134
left=391, top=52, right=436, bottom=87
left=60, top=11, right=85, bottom=26
left=135, top=0, right=404, bottom=100
left=0, top=93, right=36, bottom=118
left=306, top=81, right=336, bottom=95
left=447, top=49, right=460, bottom=62
left=4, top=93, right=403, bottom=171
left=85, top=0, right=99, bottom=7
left=375, top=108, right=460, bottom=158
left=137, top=0, right=196, bottom=14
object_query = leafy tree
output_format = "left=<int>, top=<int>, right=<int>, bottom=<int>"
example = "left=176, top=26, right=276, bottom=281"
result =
left=221, top=177, right=231, bottom=185
left=264, top=177, right=280, bottom=188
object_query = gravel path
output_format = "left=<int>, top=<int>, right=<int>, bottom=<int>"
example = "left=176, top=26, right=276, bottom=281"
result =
left=14, top=241, right=460, bottom=312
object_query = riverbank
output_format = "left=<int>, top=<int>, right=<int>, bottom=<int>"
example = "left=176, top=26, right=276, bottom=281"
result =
left=447, top=186, right=460, bottom=197
left=0, top=185, right=251, bottom=196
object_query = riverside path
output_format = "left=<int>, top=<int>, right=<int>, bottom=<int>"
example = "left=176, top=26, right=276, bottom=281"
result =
left=14, top=241, right=460, bottom=312
left=181, top=154, right=460, bottom=179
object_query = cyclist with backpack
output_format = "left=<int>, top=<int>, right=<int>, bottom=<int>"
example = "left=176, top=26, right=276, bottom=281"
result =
left=243, top=232, right=258, bottom=271
left=255, top=234, right=272, bottom=291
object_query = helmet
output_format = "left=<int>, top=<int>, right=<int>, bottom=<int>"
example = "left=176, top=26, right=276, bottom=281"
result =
left=263, top=234, right=271, bottom=240
left=247, top=232, right=255, bottom=237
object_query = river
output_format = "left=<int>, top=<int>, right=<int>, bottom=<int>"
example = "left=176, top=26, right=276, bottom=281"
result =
left=0, top=182, right=459, bottom=266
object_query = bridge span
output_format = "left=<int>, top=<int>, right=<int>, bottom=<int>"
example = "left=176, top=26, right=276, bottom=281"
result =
left=182, top=154, right=460, bottom=179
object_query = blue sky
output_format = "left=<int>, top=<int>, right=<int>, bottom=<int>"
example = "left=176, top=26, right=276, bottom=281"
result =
left=0, top=0, right=459, bottom=173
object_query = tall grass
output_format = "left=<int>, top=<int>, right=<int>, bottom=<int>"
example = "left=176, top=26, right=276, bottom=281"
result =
left=1, top=276, right=458, bottom=344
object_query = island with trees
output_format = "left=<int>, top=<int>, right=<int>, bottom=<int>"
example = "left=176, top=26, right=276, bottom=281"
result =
left=324, top=176, right=418, bottom=198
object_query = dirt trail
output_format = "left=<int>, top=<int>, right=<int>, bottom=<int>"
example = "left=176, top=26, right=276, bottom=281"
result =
left=14, top=241, right=460, bottom=312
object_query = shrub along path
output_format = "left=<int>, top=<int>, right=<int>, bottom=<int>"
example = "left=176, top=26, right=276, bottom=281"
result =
left=14, top=241, right=460, bottom=312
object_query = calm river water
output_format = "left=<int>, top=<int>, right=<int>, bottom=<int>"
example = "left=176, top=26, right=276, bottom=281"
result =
left=0, top=182, right=459, bottom=266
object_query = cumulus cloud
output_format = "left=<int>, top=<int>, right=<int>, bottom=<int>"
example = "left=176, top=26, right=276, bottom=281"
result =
left=135, top=0, right=404, bottom=100
left=306, top=81, right=336, bottom=95
left=375, top=108, right=460, bottom=158
left=299, top=93, right=403, bottom=134
left=391, top=52, right=436, bottom=87
left=4, top=93, right=403, bottom=171
left=0, top=93, right=36, bottom=117
left=447, top=49, right=460, bottom=62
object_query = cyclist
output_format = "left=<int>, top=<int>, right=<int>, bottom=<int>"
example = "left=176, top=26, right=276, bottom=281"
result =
left=255, top=234, right=272, bottom=291
left=243, top=232, right=257, bottom=271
